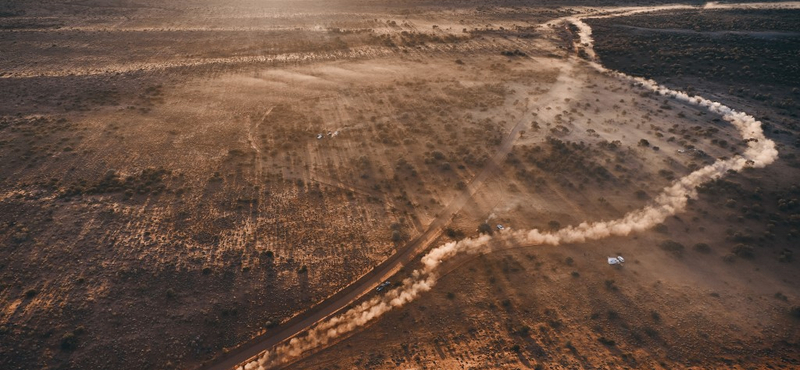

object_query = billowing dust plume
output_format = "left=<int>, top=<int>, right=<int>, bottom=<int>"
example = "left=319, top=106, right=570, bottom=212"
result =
left=240, top=15, right=778, bottom=370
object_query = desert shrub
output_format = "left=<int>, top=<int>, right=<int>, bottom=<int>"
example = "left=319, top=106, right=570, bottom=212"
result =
left=598, top=336, right=616, bottom=346
left=791, top=306, right=800, bottom=319
left=24, top=289, right=37, bottom=298
left=651, top=310, right=661, bottom=322
left=11, top=227, right=30, bottom=243
left=571, top=271, right=580, bottom=278
left=732, top=244, right=755, bottom=259
left=638, top=139, right=650, bottom=147
left=693, top=243, right=711, bottom=253
left=548, top=220, right=561, bottom=230
left=297, top=265, right=308, bottom=274
left=778, top=198, right=799, bottom=211
left=391, top=230, right=402, bottom=242
left=477, top=223, right=493, bottom=235
left=445, top=227, right=465, bottom=240
left=60, top=332, right=77, bottom=351
left=659, top=240, right=684, bottom=256
left=635, top=189, right=648, bottom=200
left=644, top=326, right=659, bottom=338
left=654, top=223, right=669, bottom=234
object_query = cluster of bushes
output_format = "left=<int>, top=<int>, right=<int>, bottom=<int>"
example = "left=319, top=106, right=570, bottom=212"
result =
left=604, top=9, right=800, bottom=33
left=591, top=28, right=800, bottom=86
left=370, top=31, right=464, bottom=48
left=59, top=167, right=170, bottom=199
left=444, top=227, right=465, bottom=240
left=588, top=11, right=800, bottom=115
left=390, top=221, right=407, bottom=242
left=9, top=223, right=30, bottom=244
left=500, top=49, right=527, bottom=57
left=60, top=326, right=86, bottom=351
left=516, top=138, right=614, bottom=185
left=659, top=240, right=685, bottom=257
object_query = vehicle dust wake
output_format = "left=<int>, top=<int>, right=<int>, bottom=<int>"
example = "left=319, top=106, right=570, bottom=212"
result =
left=240, top=9, right=779, bottom=370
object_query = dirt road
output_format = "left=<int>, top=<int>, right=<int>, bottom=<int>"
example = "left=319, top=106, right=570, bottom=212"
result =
left=202, top=2, right=795, bottom=368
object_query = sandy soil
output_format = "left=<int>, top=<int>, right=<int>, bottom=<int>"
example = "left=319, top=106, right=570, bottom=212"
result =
left=0, top=2, right=798, bottom=370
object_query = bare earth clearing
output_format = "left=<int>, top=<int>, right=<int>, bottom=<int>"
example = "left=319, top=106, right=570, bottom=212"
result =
left=0, top=1, right=798, bottom=370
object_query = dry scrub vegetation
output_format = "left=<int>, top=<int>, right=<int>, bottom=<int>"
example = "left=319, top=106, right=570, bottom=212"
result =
left=0, top=2, right=799, bottom=370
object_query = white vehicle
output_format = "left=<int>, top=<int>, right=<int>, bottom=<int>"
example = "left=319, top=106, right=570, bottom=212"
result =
left=496, top=224, right=505, bottom=230
left=376, top=281, right=391, bottom=292
left=607, top=256, right=625, bottom=265
left=316, top=134, right=323, bottom=140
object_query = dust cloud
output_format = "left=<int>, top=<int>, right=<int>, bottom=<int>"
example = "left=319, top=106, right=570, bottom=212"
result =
left=241, top=9, right=778, bottom=370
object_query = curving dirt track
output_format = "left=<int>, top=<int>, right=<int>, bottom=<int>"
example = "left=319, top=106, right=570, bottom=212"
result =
left=205, top=2, right=798, bottom=369
left=2, top=2, right=797, bottom=370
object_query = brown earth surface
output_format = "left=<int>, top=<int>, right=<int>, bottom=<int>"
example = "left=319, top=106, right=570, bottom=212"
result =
left=0, top=2, right=798, bottom=370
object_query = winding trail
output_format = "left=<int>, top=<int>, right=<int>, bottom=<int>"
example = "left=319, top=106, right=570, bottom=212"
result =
left=202, top=2, right=792, bottom=370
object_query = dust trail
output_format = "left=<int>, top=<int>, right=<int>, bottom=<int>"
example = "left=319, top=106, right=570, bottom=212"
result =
left=241, top=7, right=780, bottom=370
left=705, top=1, right=800, bottom=10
